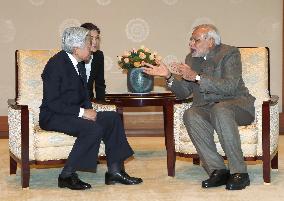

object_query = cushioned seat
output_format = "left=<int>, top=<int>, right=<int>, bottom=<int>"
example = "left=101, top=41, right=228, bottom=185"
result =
left=8, top=50, right=114, bottom=188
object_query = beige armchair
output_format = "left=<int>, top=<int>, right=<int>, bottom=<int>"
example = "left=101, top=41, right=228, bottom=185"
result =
left=8, top=50, right=116, bottom=188
left=166, top=47, right=279, bottom=184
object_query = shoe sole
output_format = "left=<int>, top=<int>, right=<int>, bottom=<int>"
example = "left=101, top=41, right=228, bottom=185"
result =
left=105, top=180, right=116, bottom=185
left=105, top=179, right=143, bottom=185
left=226, top=180, right=250, bottom=190
left=58, top=183, right=91, bottom=190
left=202, top=183, right=227, bottom=188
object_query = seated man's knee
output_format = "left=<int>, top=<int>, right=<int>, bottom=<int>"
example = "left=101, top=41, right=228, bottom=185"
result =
left=211, top=102, right=233, bottom=119
left=183, top=107, right=201, bottom=124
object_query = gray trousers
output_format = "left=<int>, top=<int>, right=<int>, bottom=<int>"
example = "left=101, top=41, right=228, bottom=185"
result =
left=183, top=100, right=254, bottom=175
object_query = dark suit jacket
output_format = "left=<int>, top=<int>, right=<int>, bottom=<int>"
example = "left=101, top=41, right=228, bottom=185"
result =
left=39, top=50, right=92, bottom=126
left=86, top=50, right=106, bottom=101
left=169, top=44, right=255, bottom=116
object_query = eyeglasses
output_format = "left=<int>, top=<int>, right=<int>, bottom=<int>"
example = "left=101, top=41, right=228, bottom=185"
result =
left=189, top=36, right=207, bottom=44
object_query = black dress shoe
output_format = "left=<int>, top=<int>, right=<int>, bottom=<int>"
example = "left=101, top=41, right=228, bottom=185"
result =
left=202, top=169, right=230, bottom=188
left=226, top=173, right=250, bottom=190
left=58, top=173, right=92, bottom=190
left=105, top=170, right=143, bottom=185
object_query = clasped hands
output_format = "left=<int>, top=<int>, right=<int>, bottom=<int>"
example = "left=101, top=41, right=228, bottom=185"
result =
left=82, top=109, right=97, bottom=121
left=142, top=61, right=198, bottom=81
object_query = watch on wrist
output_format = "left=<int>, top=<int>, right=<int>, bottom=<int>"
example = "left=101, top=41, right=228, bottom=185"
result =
left=195, top=74, right=201, bottom=82
left=166, top=73, right=173, bottom=81
left=166, top=74, right=174, bottom=87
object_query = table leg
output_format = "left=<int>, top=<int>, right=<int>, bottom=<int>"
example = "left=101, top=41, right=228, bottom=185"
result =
left=117, top=106, right=124, bottom=122
left=163, top=99, right=176, bottom=177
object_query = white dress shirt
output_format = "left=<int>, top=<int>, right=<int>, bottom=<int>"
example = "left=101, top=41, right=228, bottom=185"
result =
left=66, top=52, right=85, bottom=118
left=84, top=55, right=93, bottom=82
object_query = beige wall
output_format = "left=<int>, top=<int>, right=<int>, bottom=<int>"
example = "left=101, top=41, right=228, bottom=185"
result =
left=0, top=0, right=282, bottom=115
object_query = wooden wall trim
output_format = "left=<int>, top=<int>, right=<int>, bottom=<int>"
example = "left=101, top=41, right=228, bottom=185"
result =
left=0, top=116, right=8, bottom=132
left=0, top=116, right=8, bottom=139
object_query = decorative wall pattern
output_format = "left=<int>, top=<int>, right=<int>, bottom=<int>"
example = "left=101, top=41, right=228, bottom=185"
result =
left=0, top=0, right=282, bottom=115
left=126, top=18, right=150, bottom=43
left=0, top=19, right=16, bottom=43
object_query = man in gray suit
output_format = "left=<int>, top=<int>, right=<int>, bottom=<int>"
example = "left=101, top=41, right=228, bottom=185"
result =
left=143, top=24, right=255, bottom=190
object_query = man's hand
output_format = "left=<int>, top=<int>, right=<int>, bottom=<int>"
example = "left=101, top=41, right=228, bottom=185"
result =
left=82, top=109, right=97, bottom=121
left=172, top=62, right=197, bottom=81
left=142, top=62, right=171, bottom=78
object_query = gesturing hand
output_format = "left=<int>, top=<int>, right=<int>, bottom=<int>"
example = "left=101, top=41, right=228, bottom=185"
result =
left=142, top=62, right=171, bottom=78
left=82, top=109, right=97, bottom=121
left=171, top=62, right=197, bottom=81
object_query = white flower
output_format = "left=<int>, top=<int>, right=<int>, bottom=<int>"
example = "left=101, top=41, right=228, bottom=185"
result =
left=139, top=52, right=146, bottom=59
left=124, top=58, right=129, bottom=63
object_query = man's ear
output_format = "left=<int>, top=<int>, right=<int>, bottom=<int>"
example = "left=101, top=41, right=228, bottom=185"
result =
left=72, top=47, right=79, bottom=56
left=209, top=38, right=215, bottom=48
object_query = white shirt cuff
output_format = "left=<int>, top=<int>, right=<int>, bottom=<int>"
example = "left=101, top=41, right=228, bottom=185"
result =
left=79, top=108, right=84, bottom=117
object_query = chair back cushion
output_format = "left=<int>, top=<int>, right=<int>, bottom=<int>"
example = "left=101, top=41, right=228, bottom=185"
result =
left=239, top=47, right=270, bottom=106
left=16, top=50, right=59, bottom=121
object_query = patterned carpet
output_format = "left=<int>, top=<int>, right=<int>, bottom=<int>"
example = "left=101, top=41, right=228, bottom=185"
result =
left=1, top=137, right=284, bottom=201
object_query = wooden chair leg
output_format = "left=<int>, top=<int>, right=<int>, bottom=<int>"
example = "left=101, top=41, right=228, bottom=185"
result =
left=263, top=155, right=271, bottom=184
left=271, top=152, right=278, bottom=169
left=10, top=155, right=17, bottom=175
left=21, top=161, right=30, bottom=188
left=167, top=150, right=176, bottom=177
left=163, top=99, right=176, bottom=177
left=261, top=101, right=271, bottom=184
left=193, top=157, right=200, bottom=165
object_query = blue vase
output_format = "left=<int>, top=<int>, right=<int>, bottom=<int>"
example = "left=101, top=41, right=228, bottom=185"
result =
left=127, top=68, right=154, bottom=93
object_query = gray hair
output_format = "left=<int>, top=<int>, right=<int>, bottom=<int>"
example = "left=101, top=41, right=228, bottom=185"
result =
left=193, top=24, right=221, bottom=45
left=61, top=27, right=90, bottom=54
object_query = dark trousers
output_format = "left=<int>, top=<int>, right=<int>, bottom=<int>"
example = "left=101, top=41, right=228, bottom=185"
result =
left=40, top=111, right=134, bottom=170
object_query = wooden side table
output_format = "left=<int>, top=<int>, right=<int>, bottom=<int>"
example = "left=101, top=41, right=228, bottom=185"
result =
left=104, top=92, right=180, bottom=176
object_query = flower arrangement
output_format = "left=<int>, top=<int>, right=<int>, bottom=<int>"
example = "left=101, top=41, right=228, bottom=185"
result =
left=117, top=45, right=162, bottom=71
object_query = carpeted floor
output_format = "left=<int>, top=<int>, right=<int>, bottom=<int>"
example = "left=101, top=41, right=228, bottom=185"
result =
left=1, top=137, right=284, bottom=201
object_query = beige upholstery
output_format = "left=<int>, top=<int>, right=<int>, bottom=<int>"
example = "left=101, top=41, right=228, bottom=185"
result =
left=8, top=50, right=116, bottom=188
left=168, top=47, right=279, bottom=183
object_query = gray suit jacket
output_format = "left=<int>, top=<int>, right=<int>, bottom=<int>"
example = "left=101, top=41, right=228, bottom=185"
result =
left=169, top=44, right=255, bottom=116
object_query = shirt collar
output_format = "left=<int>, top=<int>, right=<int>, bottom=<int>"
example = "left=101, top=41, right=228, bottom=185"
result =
left=66, top=52, right=79, bottom=67
left=85, top=54, right=93, bottom=65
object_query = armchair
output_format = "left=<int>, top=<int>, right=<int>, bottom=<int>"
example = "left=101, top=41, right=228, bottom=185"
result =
left=8, top=50, right=116, bottom=188
left=166, top=47, right=279, bottom=184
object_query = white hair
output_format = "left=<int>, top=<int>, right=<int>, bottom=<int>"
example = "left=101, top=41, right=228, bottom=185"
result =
left=61, top=27, right=89, bottom=54
left=193, top=24, right=221, bottom=45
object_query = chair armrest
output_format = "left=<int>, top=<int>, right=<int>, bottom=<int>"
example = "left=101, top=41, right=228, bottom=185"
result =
left=8, top=99, right=30, bottom=161
left=267, top=95, right=279, bottom=106
left=260, top=95, right=279, bottom=156
left=8, top=98, right=28, bottom=110
left=174, top=97, right=193, bottom=104
left=91, top=101, right=117, bottom=112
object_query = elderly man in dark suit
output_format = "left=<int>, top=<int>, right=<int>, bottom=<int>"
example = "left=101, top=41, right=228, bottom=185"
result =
left=143, top=24, right=255, bottom=190
left=39, top=27, right=142, bottom=190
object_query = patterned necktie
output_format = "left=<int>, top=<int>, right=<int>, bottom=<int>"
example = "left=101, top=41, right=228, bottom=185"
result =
left=77, top=62, right=87, bottom=85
